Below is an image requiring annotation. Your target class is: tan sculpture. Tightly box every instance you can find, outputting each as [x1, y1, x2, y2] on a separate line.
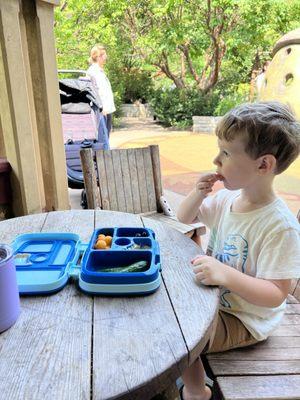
[260, 28, 300, 119]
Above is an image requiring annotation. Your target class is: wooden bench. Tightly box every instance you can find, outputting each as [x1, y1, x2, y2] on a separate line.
[204, 280, 300, 400]
[203, 207, 300, 400]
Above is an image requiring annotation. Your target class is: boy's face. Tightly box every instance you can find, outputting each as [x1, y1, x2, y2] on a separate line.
[213, 137, 261, 190]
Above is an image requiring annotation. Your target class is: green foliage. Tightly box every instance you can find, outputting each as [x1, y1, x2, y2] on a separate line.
[54, 0, 300, 125]
[120, 69, 154, 104]
[150, 88, 219, 127]
[213, 83, 250, 116]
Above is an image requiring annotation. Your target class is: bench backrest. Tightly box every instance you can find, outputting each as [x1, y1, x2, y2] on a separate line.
[80, 145, 163, 213]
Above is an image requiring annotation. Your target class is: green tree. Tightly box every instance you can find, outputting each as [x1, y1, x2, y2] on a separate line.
[54, 0, 300, 99]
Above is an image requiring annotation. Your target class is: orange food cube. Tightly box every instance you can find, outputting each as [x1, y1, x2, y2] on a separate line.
[95, 239, 107, 249]
[104, 236, 112, 245]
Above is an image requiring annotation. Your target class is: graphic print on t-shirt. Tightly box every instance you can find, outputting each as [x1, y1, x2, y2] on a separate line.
[216, 234, 248, 272]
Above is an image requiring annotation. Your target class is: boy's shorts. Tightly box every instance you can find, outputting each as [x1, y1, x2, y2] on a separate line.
[204, 310, 260, 354]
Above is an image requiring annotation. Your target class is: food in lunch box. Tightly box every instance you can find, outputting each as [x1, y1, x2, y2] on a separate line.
[104, 236, 112, 245]
[95, 234, 113, 249]
[95, 239, 107, 249]
[101, 260, 148, 273]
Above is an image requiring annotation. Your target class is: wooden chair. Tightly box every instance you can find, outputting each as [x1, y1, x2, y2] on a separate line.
[80, 145, 205, 238]
[203, 209, 300, 400]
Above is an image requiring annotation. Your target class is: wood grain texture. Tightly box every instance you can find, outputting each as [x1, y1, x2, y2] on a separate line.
[96, 149, 109, 209]
[205, 293, 300, 399]
[80, 149, 101, 209]
[127, 148, 142, 213]
[103, 150, 118, 211]
[112, 150, 127, 212]
[135, 148, 149, 213]
[149, 145, 163, 212]
[209, 360, 300, 376]
[142, 217, 219, 364]
[217, 375, 300, 400]
[142, 147, 157, 212]
[119, 150, 134, 213]
[0, 211, 94, 400]
[92, 211, 200, 399]
[0, 211, 218, 400]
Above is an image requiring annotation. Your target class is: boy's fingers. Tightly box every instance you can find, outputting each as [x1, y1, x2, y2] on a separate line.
[191, 255, 205, 265]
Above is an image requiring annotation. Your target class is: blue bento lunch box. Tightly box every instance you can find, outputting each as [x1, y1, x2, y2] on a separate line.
[12, 227, 161, 296]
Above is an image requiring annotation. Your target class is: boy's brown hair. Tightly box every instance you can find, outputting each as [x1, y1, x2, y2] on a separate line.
[216, 101, 300, 174]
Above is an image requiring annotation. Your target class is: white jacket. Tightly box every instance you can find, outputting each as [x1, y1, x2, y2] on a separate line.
[86, 63, 116, 114]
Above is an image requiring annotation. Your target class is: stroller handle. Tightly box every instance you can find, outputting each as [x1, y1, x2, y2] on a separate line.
[58, 69, 87, 76]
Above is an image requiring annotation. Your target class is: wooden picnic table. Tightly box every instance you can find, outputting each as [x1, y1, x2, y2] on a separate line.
[0, 210, 219, 400]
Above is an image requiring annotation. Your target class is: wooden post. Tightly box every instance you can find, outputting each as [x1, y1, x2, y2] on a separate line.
[0, 0, 69, 216]
[149, 145, 163, 213]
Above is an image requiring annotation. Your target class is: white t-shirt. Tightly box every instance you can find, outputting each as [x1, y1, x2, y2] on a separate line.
[197, 189, 300, 340]
[86, 63, 116, 114]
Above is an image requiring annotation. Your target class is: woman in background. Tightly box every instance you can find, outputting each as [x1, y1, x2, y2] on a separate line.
[86, 44, 116, 136]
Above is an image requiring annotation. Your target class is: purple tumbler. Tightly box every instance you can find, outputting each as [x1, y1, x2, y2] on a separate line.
[0, 244, 20, 333]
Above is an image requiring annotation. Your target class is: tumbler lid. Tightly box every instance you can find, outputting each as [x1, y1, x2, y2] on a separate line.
[0, 244, 13, 265]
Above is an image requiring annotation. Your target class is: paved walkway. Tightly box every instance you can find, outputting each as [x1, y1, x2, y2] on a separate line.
[110, 118, 300, 216]
[67, 117, 300, 216]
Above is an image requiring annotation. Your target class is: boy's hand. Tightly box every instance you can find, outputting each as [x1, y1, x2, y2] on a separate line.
[191, 255, 230, 286]
[195, 173, 223, 198]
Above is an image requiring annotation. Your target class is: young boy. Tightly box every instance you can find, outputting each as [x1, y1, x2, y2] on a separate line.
[177, 101, 300, 400]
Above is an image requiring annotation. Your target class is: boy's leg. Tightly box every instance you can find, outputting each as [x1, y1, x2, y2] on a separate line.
[181, 311, 260, 399]
[181, 359, 211, 400]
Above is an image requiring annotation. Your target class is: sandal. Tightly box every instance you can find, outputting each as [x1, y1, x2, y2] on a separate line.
[178, 383, 213, 400]
[179, 385, 184, 400]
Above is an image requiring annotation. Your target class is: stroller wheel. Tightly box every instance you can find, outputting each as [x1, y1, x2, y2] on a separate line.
[81, 189, 88, 209]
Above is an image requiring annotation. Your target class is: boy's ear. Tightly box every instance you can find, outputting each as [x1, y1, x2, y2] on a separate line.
[257, 154, 277, 174]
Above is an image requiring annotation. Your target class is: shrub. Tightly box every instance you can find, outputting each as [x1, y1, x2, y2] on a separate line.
[150, 88, 219, 127]
[214, 83, 250, 116]
[122, 69, 154, 104]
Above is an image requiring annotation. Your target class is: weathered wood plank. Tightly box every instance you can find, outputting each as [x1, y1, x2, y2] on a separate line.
[92, 211, 189, 399]
[208, 347, 300, 361]
[112, 150, 127, 212]
[217, 375, 300, 400]
[128, 148, 142, 213]
[119, 150, 134, 213]
[209, 360, 300, 376]
[286, 303, 300, 314]
[282, 314, 300, 324]
[142, 147, 157, 212]
[142, 217, 219, 365]
[0, 211, 94, 400]
[135, 148, 149, 213]
[149, 145, 163, 212]
[287, 294, 299, 304]
[80, 148, 101, 208]
[96, 149, 110, 209]
[0, 213, 47, 243]
[271, 324, 300, 336]
[103, 150, 118, 210]
[148, 213, 205, 236]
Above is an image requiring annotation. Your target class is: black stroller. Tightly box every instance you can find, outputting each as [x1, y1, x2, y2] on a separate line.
[59, 70, 109, 208]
